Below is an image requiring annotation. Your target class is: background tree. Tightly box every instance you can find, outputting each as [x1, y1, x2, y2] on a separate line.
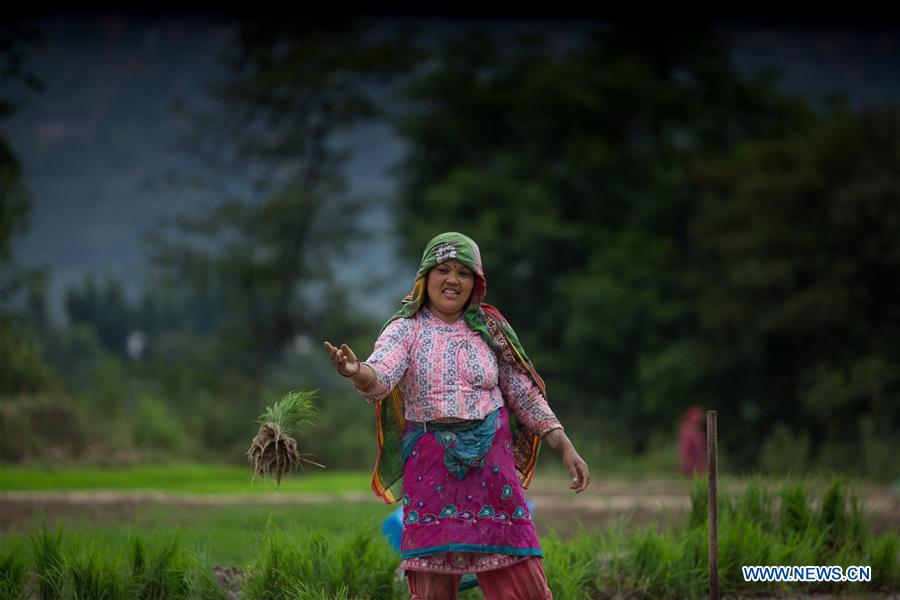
[392, 24, 817, 464]
[690, 107, 900, 478]
[144, 17, 418, 375]
[0, 20, 52, 395]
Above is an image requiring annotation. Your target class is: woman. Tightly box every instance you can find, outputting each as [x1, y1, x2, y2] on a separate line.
[324, 232, 589, 600]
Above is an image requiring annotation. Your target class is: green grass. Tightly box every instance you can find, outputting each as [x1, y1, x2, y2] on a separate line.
[29, 522, 66, 600]
[0, 464, 371, 494]
[3, 474, 897, 597]
[242, 525, 398, 599]
[67, 541, 129, 599]
[5, 520, 402, 600]
[0, 537, 29, 600]
[542, 476, 899, 598]
[5, 484, 896, 600]
[6, 504, 397, 567]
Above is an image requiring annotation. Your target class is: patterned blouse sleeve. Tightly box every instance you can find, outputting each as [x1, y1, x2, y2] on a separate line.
[357, 317, 415, 403]
[497, 359, 564, 438]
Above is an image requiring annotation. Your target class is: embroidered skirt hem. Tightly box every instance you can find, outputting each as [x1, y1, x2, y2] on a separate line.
[400, 552, 531, 575]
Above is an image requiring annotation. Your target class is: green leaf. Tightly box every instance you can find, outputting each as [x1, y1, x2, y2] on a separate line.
[258, 389, 320, 438]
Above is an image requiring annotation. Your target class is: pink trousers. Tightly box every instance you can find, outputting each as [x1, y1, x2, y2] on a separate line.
[406, 556, 553, 600]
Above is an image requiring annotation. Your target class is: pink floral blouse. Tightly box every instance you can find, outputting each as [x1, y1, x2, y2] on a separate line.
[358, 307, 562, 437]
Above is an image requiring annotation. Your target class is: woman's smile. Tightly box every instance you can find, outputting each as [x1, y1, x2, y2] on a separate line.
[426, 259, 474, 322]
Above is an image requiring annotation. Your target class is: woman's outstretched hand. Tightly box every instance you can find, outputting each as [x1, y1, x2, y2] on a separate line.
[323, 341, 360, 377]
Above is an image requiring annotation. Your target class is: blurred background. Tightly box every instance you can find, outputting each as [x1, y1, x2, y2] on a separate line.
[2, 14, 899, 482]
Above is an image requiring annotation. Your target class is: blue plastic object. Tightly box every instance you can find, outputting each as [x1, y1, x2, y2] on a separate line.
[381, 507, 403, 553]
[382, 499, 535, 592]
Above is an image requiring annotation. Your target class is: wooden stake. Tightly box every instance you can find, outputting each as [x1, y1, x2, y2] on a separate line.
[707, 410, 719, 600]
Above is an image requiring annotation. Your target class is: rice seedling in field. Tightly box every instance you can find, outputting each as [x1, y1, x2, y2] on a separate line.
[246, 389, 325, 486]
[868, 532, 899, 591]
[128, 533, 191, 599]
[242, 524, 398, 599]
[29, 522, 66, 600]
[0, 540, 28, 600]
[541, 530, 602, 600]
[283, 581, 361, 599]
[68, 540, 127, 600]
[4, 477, 897, 598]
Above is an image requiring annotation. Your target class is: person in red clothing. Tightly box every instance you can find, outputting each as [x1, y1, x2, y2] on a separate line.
[678, 406, 706, 477]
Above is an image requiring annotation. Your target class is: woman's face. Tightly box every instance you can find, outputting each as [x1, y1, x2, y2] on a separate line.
[426, 259, 475, 321]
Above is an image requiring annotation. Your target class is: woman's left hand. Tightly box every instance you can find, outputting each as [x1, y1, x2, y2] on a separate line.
[563, 447, 590, 493]
[542, 428, 590, 493]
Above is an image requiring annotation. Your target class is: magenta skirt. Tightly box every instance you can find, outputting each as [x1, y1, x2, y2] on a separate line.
[399, 405, 543, 560]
